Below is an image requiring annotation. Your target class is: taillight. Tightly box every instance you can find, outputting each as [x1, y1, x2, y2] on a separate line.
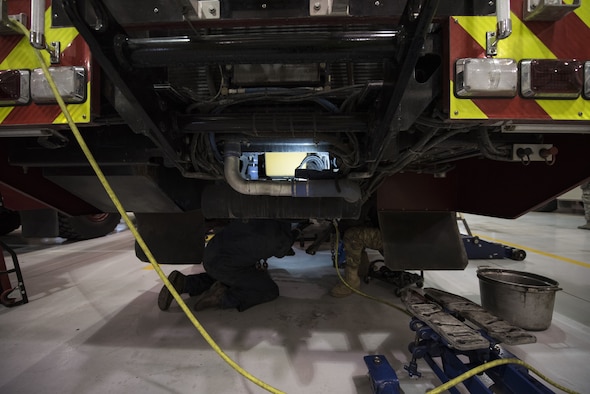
[0, 70, 30, 106]
[30, 66, 86, 104]
[455, 58, 518, 97]
[520, 59, 583, 99]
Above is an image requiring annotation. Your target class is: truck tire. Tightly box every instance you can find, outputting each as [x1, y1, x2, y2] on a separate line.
[0, 208, 21, 236]
[58, 213, 121, 240]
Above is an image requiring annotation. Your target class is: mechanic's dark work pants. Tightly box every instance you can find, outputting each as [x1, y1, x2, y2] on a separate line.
[184, 272, 216, 297]
[197, 236, 279, 312]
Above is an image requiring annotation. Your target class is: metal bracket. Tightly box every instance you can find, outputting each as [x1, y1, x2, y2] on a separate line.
[310, 0, 332, 16]
[0, 0, 27, 36]
[49, 41, 60, 64]
[486, 31, 498, 56]
[191, 0, 220, 19]
[524, 0, 580, 21]
[486, 0, 512, 57]
[310, 0, 349, 16]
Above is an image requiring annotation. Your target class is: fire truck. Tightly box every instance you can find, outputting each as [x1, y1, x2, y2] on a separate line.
[1, 0, 589, 268]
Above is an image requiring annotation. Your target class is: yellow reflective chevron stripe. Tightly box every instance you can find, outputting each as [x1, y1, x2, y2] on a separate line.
[455, 14, 556, 61]
[449, 81, 488, 120]
[540, 97, 590, 120]
[574, 2, 590, 29]
[0, 108, 11, 124]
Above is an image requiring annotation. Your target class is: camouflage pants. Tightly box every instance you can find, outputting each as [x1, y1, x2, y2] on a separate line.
[343, 226, 383, 270]
[582, 181, 590, 222]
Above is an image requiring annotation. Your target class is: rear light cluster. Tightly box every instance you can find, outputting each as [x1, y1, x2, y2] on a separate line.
[0, 66, 86, 106]
[455, 58, 589, 100]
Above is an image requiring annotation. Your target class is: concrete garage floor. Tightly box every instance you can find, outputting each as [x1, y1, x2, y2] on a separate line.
[0, 212, 588, 394]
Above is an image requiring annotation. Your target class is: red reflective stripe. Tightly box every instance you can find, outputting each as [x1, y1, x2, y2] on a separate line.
[526, 15, 590, 59]
[471, 98, 552, 120]
[2, 104, 61, 125]
[510, 0, 590, 59]
[0, 36, 21, 65]
[60, 35, 90, 67]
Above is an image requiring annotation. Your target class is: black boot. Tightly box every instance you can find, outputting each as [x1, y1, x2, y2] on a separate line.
[158, 270, 186, 311]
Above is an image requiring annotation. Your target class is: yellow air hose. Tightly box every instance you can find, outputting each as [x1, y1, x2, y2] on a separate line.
[426, 358, 579, 394]
[11, 19, 284, 394]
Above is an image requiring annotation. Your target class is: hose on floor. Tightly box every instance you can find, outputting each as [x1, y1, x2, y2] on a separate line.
[332, 221, 579, 394]
[11, 19, 284, 394]
[427, 358, 579, 394]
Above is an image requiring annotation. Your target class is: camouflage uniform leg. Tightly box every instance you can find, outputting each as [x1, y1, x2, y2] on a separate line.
[579, 181, 590, 230]
[331, 226, 383, 297]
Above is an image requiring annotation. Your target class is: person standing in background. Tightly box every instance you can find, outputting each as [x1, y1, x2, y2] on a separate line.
[579, 181, 590, 230]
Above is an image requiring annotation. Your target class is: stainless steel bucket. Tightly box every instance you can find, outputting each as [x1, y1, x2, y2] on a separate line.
[477, 268, 561, 331]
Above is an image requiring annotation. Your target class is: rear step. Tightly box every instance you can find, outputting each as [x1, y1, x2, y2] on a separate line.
[402, 289, 490, 351]
[424, 288, 537, 346]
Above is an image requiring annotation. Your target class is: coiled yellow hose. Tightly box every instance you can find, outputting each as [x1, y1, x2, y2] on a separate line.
[11, 19, 284, 394]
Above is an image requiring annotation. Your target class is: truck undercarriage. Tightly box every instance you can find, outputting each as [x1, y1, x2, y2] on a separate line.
[1, 0, 589, 266]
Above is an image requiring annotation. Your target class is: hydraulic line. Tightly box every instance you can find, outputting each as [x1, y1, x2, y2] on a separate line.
[11, 19, 284, 394]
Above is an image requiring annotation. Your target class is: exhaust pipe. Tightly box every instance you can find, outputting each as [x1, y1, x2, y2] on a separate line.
[223, 141, 361, 203]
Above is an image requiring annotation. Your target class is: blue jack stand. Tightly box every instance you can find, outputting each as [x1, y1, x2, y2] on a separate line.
[462, 235, 527, 261]
[405, 318, 554, 394]
[457, 214, 526, 261]
[364, 355, 401, 394]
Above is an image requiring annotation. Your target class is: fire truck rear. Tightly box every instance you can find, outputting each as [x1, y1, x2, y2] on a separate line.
[1, 0, 589, 268]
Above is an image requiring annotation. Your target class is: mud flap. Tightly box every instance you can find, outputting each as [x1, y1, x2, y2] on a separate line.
[378, 211, 467, 270]
[134, 211, 205, 264]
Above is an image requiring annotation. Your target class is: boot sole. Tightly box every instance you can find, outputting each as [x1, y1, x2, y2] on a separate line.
[158, 271, 183, 311]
